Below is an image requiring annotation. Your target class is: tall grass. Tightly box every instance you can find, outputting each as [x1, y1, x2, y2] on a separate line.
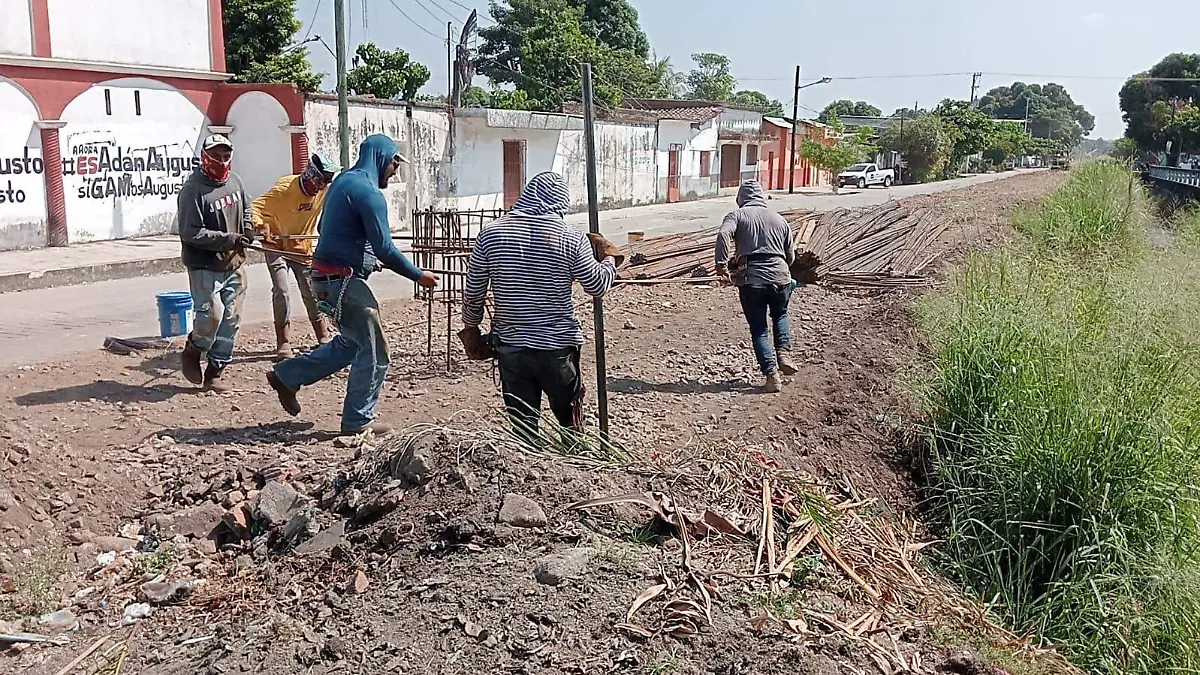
[916, 161, 1200, 673]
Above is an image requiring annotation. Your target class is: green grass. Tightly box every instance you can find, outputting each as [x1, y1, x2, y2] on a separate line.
[914, 161, 1200, 674]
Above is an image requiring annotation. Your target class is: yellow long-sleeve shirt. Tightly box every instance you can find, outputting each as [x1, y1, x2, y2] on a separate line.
[250, 175, 326, 256]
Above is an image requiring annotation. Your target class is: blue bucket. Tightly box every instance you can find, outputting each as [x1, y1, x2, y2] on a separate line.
[156, 291, 194, 338]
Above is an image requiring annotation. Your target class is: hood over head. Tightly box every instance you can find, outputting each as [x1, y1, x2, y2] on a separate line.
[511, 171, 571, 217]
[352, 134, 401, 189]
[736, 180, 768, 208]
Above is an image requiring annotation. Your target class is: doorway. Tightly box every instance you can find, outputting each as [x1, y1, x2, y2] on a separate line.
[666, 144, 681, 203]
[719, 144, 741, 188]
[502, 140, 526, 209]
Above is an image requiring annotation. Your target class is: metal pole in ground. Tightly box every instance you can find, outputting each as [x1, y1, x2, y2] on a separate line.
[788, 65, 800, 194]
[580, 63, 610, 441]
[334, 0, 350, 168]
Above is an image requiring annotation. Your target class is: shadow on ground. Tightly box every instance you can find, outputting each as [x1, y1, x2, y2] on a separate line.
[14, 379, 195, 406]
[151, 420, 339, 446]
[609, 376, 755, 395]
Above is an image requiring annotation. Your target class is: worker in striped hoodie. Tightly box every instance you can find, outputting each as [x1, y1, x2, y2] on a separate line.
[460, 171, 622, 440]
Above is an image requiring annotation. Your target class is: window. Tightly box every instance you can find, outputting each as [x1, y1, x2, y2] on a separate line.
[104, 89, 112, 116]
[134, 90, 142, 116]
[699, 151, 711, 177]
[746, 144, 758, 165]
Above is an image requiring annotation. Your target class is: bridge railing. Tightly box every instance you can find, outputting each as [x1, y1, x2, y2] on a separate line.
[1148, 165, 1200, 187]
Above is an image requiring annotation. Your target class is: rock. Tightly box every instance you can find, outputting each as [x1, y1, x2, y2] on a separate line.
[351, 570, 369, 594]
[0, 489, 16, 511]
[254, 482, 301, 526]
[139, 579, 194, 604]
[196, 539, 218, 556]
[224, 490, 245, 507]
[623, 320, 637, 330]
[498, 494, 548, 529]
[149, 502, 225, 540]
[282, 509, 319, 543]
[222, 505, 252, 540]
[355, 489, 403, 525]
[122, 602, 153, 625]
[68, 530, 94, 545]
[36, 608, 77, 632]
[295, 520, 347, 556]
[533, 548, 594, 586]
[388, 434, 439, 485]
[92, 535, 138, 552]
[939, 648, 990, 675]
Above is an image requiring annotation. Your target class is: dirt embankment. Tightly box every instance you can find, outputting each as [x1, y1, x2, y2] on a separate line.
[0, 172, 1066, 675]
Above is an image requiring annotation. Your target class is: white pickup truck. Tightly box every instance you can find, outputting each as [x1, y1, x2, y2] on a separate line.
[838, 163, 894, 189]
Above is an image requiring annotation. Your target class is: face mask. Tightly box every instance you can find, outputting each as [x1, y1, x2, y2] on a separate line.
[201, 150, 232, 183]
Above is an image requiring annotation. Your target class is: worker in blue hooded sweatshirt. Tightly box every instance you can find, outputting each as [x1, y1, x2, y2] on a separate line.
[267, 134, 438, 436]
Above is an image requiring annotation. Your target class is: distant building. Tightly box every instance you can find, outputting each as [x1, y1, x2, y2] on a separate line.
[0, 0, 302, 250]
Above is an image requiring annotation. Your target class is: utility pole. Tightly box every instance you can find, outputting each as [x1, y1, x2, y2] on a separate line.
[969, 72, 982, 106]
[580, 63, 610, 441]
[446, 22, 453, 100]
[788, 65, 800, 194]
[334, 0, 350, 167]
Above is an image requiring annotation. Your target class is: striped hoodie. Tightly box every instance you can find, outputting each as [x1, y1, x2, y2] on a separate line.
[462, 172, 616, 350]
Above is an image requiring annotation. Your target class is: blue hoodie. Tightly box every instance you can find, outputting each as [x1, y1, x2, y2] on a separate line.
[312, 134, 422, 280]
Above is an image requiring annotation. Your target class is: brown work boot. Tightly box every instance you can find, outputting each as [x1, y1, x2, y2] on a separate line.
[266, 370, 301, 416]
[203, 363, 233, 394]
[340, 421, 394, 437]
[763, 372, 783, 393]
[273, 322, 293, 362]
[311, 317, 333, 345]
[181, 337, 204, 385]
[777, 350, 798, 376]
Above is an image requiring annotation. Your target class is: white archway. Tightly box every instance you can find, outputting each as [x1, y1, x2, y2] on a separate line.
[60, 77, 208, 242]
[0, 79, 48, 249]
[227, 91, 292, 199]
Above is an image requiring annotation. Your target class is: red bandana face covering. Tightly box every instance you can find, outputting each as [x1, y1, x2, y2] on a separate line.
[201, 150, 232, 183]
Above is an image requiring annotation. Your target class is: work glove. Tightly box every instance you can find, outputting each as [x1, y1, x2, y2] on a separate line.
[586, 232, 625, 267]
[457, 326, 496, 361]
[238, 231, 257, 249]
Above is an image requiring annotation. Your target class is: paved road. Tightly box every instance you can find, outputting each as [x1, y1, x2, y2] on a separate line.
[0, 171, 1037, 366]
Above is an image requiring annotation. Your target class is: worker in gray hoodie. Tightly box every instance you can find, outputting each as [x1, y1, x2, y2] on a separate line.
[177, 134, 255, 393]
[714, 179, 797, 393]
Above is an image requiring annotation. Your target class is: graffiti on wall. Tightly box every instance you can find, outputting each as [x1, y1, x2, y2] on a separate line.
[0, 148, 44, 206]
[64, 134, 199, 201]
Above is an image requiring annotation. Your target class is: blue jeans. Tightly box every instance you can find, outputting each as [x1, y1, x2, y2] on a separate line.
[188, 267, 247, 368]
[738, 284, 793, 375]
[274, 277, 389, 431]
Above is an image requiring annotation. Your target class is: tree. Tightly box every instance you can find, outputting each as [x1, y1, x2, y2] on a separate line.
[977, 81, 1094, 151]
[684, 52, 736, 101]
[730, 90, 784, 116]
[1120, 54, 1200, 163]
[461, 85, 491, 108]
[933, 99, 999, 178]
[567, 0, 649, 59]
[819, 100, 882, 123]
[647, 56, 686, 98]
[347, 43, 431, 100]
[892, 107, 925, 119]
[223, 0, 320, 92]
[1112, 137, 1138, 162]
[982, 122, 1032, 169]
[477, 0, 661, 110]
[802, 115, 874, 194]
[878, 115, 952, 183]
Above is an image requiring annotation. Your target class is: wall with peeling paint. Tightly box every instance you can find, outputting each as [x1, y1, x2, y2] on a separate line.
[303, 96, 449, 231]
[452, 112, 657, 213]
[657, 119, 719, 203]
[0, 80, 47, 250]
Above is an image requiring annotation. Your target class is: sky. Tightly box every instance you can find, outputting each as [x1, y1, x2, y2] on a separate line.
[295, 0, 1200, 139]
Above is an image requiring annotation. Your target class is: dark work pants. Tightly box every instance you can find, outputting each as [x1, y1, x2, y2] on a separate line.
[738, 283, 793, 375]
[497, 346, 582, 438]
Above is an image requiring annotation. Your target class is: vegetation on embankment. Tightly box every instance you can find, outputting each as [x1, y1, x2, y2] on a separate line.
[914, 160, 1200, 674]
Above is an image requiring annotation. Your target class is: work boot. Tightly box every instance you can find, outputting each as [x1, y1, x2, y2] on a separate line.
[181, 337, 204, 385]
[266, 370, 301, 416]
[777, 350, 798, 376]
[763, 372, 783, 393]
[203, 363, 233, 394]
[340, 421, 394, 437]
[274, 322, 293, 362]
[311, 317, 333, 345]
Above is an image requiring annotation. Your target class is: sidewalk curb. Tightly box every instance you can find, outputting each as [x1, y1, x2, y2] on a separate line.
[0, 251, 268, 295]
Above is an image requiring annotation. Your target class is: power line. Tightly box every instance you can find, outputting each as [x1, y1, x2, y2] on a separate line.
[303, 0, 324, 40]
[380, 0, 445, 40]
[440, 0, 496, 23]
[410, 0, 451, 28]
[423, 0, 469, 27]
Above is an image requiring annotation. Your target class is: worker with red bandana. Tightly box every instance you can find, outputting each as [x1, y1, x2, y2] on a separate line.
[177, 134, 254, 393]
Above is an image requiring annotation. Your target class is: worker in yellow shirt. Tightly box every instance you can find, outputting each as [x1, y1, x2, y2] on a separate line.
[250, 153, 341, 361]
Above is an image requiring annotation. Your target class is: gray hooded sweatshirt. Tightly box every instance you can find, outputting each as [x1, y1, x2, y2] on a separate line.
[714, 180, 795, 286]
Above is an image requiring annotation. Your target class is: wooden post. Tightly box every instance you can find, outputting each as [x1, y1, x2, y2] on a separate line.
[581, 63, 610, 441]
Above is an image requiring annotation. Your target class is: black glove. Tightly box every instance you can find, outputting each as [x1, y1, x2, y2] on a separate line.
[238, 232, 257, 249]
